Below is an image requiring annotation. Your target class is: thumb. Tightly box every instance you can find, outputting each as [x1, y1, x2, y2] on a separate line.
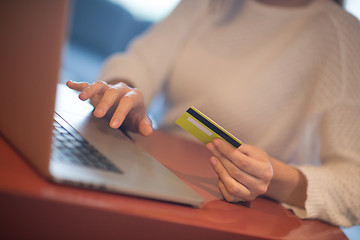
[139, 116, 153, 136]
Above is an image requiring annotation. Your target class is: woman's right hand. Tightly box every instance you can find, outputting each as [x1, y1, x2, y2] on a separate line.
[66, 80, 153, 136]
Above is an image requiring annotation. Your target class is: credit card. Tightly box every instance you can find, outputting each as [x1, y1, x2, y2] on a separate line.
[176, 106, 242, 148]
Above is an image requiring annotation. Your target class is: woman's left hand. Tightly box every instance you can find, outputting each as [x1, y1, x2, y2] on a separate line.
[206, 139, 273, 202]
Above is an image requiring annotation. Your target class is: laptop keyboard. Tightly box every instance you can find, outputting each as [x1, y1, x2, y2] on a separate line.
[51, 120, 122, 174]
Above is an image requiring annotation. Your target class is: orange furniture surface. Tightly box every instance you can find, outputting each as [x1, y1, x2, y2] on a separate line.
[0, 132, 347, 240]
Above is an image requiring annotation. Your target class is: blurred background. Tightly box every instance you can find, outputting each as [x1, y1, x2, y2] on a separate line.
[60, 0, 180, 84]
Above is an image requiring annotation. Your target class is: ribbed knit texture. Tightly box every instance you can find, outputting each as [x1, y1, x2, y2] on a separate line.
[99, 0, 360, 227]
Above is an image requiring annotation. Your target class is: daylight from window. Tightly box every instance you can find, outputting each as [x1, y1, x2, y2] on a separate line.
[109, 0, 180, 22]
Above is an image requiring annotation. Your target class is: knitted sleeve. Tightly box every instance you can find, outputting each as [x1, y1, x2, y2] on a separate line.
[98, 0, 208, 105]
[295, 9, 360, 227]
[297, 106, 360, 227]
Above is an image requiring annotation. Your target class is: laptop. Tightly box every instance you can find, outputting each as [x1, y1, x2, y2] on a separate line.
[0, 0, 203, 207]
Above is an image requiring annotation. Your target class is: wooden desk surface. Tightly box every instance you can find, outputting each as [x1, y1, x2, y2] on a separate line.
[0, 132, 347, 240]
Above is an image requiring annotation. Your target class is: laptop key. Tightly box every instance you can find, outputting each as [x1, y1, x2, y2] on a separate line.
[51, 120, 122, 174]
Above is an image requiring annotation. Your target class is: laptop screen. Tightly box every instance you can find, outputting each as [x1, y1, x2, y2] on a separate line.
[0, 1, 69, 175]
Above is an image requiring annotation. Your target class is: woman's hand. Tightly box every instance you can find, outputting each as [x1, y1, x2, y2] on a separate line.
[206, 139, 273, 202]
[66, 80, 152, 136]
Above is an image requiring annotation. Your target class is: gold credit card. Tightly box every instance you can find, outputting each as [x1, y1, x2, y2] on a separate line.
[176, 106, 242, 148]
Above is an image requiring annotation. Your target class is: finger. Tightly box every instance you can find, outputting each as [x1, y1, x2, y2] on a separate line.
[79, 81, 109, 101]
[218, 179, 245, 202]
[93, 88, 126, 118]
[212, 139, 264, 177]
[210, 156, 251, 201]
[208, 149, 261, 195]
[237, 144, 273, 182]
[66, 80, 89, 92]
[207, 141, 256, 178]
[110, 90, 141, 129]
[123, 110, 152, 135]
[138, 116, 153, 136]
[89, 94, 102, 108]
[238, 144, 266, 160]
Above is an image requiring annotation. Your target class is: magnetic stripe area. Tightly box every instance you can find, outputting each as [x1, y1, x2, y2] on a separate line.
[186, 108, 241, 148]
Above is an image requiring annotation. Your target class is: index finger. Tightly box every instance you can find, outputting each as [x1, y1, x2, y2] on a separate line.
[66, 80, 89, 92]
[211, 139, 264, 177]
[110, 89, 142, 128]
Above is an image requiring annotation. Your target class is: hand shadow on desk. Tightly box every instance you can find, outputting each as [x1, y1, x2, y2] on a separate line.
[168, 167, 250, 208]
[168, 167, 221, 198]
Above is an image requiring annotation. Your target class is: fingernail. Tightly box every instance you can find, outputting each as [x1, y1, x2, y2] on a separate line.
[143, 126, 153, 136]
[79, 92, 88, 100]
[145, 119, 151, 126]
[111, 119, 120, 128]
[95, 108, 104, 116]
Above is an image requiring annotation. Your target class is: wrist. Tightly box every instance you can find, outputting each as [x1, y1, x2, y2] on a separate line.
[266, 158, 307, 208]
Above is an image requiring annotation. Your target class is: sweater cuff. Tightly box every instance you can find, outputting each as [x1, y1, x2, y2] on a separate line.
[279, 165, 326, 222]
[296, 165, 326, 219]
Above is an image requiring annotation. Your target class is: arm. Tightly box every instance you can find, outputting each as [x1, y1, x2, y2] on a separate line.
[98, 0, 208, 105]
[207, 2, 360, 227]
[67, 1, 208, 133]
[207, 99, 360, 228]
[266, 158, 307, 208]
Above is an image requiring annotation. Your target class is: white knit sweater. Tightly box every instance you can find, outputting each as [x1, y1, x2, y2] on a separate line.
[99, 0, 360, 227]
